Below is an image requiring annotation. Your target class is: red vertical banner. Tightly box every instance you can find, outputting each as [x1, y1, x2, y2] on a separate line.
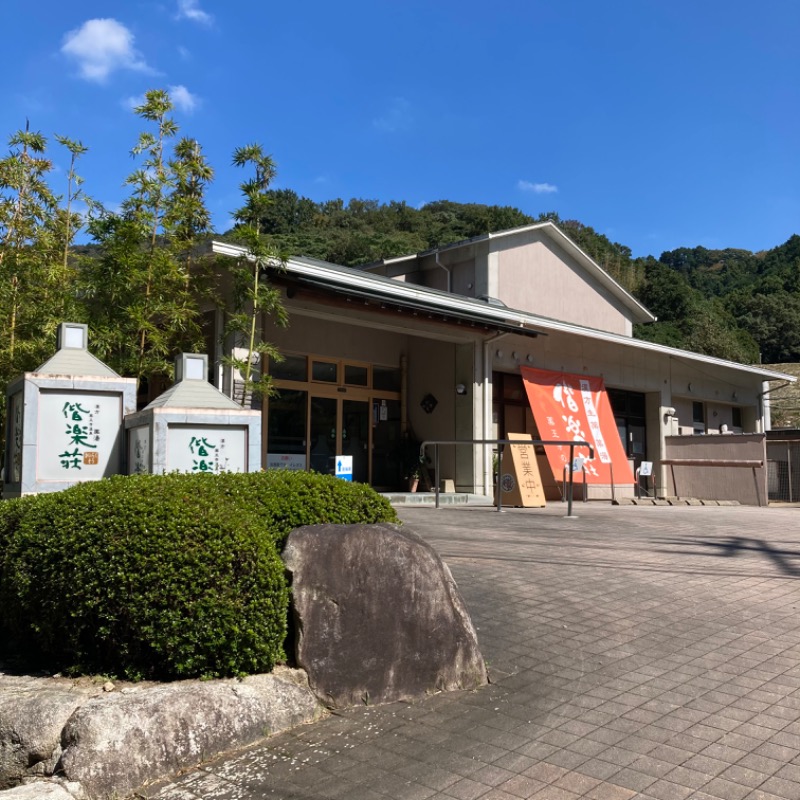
[520, 366, 634, 485]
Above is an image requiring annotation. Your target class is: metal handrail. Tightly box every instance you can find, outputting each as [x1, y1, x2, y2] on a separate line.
[420, 438, 594, 517]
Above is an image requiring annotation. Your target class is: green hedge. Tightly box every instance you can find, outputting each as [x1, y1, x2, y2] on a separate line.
[211, 469, 398, 549]
[0, 471, 397, 680]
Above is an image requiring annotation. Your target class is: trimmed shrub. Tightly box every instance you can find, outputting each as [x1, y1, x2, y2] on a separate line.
[212, 469, 398, 549]
[0, 471, 398, 680]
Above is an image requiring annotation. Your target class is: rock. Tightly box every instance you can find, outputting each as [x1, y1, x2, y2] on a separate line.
[283, 523, 488, 708]
[101, 682, 114, 693]
[0, 683, 93, 789]
[57, 667, 324, 799]
[0, 779, 86, 799]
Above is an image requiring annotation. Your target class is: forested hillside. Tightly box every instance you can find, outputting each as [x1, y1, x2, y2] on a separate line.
[226, 190, 800, 366]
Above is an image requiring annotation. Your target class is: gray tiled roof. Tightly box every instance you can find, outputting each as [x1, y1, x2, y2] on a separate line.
[35, 349, 120, 378]
[145, 380, 243, 410]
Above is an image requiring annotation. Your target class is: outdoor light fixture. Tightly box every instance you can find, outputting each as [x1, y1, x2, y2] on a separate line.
[495, 349, 504, 359]
[455, 384, 467, 396]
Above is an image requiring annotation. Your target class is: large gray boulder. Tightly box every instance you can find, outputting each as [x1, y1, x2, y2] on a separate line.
[0, 679, 97, 789]
[56, 667, 324, 799]
[283, 523, 488, 708]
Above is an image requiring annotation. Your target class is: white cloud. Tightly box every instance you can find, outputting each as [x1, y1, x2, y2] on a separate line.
[373, 98, 413, 133]
[518, 180, 558, 194]
[176, 0, 213, 25]
[177, 45, 192, 60]
[122, 94, 145, 111]
[61, 18, 150, 83]
[169, 85, 199, 113]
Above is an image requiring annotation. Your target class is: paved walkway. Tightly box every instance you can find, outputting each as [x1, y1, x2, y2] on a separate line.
[143, 503, 800, 800]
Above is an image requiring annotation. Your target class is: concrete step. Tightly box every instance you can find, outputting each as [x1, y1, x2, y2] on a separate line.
[614, 497, 741, 507]
[382, 492, 495, 506]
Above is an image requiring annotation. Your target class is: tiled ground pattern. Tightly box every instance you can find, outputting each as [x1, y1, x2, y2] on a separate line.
[143, 504, 800, 800]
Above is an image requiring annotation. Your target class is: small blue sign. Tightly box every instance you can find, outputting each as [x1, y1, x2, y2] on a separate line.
[335, 455, 353, 481]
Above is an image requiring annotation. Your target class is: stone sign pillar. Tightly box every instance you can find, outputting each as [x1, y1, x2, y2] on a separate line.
[2, 323, 137, 499]
[124, 353, 261, 475]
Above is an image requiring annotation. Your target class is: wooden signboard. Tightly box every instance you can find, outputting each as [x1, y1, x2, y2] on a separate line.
[500, 433, 546, 508]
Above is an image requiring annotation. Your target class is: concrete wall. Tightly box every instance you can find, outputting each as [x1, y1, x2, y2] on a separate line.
[493, 233, 633, 336]
[407, 337, 458, 484]
[264, 313, 404, 365]
[664, 434, 767, 506]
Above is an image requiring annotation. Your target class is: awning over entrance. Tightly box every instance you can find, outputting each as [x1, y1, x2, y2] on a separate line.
[520, 366, 635, 485]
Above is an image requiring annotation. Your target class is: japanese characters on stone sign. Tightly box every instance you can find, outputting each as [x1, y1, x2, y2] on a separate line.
[520, 366, 634, 485]
[188, 434, 220, 473]
[167, 426, 247, 474]
[38, 392, 122, 481]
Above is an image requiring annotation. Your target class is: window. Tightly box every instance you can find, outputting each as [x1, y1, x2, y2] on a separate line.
[692, 402, 704, 424]
[732, 406, 742, 429]
[344, 364, 368, 386]
[311, 360, 338, 383]
[373, 366, 401, 392]
[270, 354, 307, 382]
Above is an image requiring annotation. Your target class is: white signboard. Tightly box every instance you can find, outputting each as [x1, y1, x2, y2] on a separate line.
[168, 426, 247, 473]
[129, 426, 151, 474]
[267, 453, 307, 471]
[639, 461, 653, 477]
[335, 455, 353, 481]
[38, 392, 121, 481]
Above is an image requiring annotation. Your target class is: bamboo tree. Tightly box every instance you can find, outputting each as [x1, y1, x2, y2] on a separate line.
[0, 127, 88, 461]
[0, 125, 58, 365]
[80, 89, 212, 392]
[223, 144, 288, 406]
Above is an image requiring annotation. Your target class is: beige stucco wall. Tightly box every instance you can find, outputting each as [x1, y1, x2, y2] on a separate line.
[493, 234, 634, 335]
[264, 313, 405, 365]
[407, 337, 458, 483]
[664, 434, 767, 506]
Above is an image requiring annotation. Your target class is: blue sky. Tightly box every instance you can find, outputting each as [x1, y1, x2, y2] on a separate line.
[4, 0, 800, 258]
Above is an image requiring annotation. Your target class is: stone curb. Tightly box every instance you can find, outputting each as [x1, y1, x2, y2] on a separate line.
[0, 667, 326, 800]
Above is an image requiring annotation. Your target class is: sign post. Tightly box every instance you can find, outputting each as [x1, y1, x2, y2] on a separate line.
[335, 455, 353, 482]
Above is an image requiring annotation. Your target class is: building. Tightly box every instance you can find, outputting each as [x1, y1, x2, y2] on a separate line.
[206, 222, 794, 501]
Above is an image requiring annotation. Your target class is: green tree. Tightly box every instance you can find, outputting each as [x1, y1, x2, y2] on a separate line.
[79, 90, 212, 394]
[0, 127, 89, 381]
[222, 144, 288, 406]
[733, 291, 800, 362]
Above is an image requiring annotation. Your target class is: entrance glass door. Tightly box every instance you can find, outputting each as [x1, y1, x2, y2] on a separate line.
[309, 396, 370, 481]
[309, 396, 337, 474]
[342, 400, 369, 483]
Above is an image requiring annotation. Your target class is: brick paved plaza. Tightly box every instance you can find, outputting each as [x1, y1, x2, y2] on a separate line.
[145, 503, 800, 800]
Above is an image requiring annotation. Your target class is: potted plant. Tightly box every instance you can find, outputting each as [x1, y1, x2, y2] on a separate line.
[402, 438, 423, 492]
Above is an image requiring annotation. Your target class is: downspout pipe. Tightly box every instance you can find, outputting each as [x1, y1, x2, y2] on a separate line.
[434, 250, 452, 293]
